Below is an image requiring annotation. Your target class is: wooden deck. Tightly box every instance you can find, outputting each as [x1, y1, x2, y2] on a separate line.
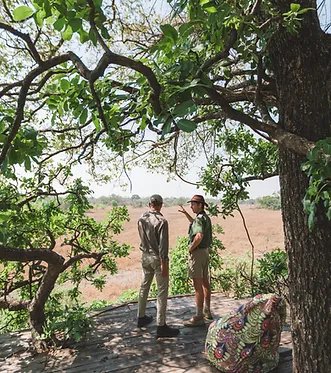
[0, 293, 292, 372]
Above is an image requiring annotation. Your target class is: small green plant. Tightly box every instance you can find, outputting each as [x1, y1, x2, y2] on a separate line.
[37, 291, 94, 344]
[90, 299, 111, 309]
[116, 289, 139, 303]
[213, 255, 253, 299]
[0, 309, 29, 333]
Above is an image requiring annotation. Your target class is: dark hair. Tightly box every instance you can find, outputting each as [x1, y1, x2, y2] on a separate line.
[149, 194, 163, 206]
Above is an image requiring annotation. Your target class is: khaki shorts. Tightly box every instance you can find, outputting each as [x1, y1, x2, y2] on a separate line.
[188, 248, 210, 279]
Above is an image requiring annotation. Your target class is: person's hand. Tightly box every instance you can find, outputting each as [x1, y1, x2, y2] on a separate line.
[178, 204, 187, 214]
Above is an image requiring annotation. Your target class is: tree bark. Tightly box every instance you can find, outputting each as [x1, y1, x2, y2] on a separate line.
[269, 7, 331, 372]
[0, 245, 64, 340]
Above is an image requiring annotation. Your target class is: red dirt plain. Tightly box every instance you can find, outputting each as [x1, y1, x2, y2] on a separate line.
[61, 205, 284, 304]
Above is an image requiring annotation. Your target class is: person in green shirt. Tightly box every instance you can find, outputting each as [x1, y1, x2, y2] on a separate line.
[179, 194, 213, 326]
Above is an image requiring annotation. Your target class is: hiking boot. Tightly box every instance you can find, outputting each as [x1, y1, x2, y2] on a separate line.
[156, 324, 180, 338]
[137, 315, 153, 327]
[183, 315, 205, 327]
[203, 309, 213, 320]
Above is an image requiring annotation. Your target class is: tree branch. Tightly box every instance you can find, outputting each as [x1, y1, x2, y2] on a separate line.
[0, 22, 42, 65]
[0, 246, 64, 266]
[206, 88, 315, 155]
[0, 298, 30, 311]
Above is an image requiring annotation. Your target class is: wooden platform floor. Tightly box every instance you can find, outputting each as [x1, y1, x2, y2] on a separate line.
[0, 293, 292, 372]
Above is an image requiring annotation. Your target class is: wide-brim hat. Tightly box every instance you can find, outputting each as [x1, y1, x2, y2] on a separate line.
[187, 195, 208, 207]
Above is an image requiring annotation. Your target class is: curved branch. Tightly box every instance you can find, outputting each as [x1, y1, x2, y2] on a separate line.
[0, 245, 64, 266]
[200, 29, 238, 72]
[0, 53, 74, 167]
[206, 88, 315, 155]
[243, 172, 279, 182]
[40, 130, 96, 163]
[18, 191, 74, 208]
[62, 252, 103, 272]
[0, 22, 42, 65]
[86, 0, 161, 114]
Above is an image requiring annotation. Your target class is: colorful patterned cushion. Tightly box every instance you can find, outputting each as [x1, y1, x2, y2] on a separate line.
[205, 294, 286, 373]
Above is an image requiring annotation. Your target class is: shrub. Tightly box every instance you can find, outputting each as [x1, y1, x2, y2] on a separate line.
[254, 248, 288, 296]
[213, 248, 288, 299]
[256, 193, 281, 210]
[169, 225, 225, 296]
[116, 289, 139, 303]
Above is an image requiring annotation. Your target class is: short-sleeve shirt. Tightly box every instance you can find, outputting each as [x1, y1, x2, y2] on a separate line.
[138, 211, 169, 259]
[189, 211, 212, 249]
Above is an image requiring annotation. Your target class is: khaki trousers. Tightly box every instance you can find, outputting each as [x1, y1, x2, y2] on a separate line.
[138, 252, 169, 326]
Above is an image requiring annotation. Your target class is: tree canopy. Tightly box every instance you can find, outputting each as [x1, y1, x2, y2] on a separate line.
[1, 0, 331, 371]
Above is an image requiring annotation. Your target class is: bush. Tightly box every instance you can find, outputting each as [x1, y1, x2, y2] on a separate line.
[256, 193, 281, 210]
[212, 248, 288, 299]
[254, 248, 288, 296]
[116, 289, 139, 303]
[169, 225, 225, 296]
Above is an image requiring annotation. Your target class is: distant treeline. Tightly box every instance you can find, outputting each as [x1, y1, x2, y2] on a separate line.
[88, 194, 212, 208]
[88, 193, 281, 210]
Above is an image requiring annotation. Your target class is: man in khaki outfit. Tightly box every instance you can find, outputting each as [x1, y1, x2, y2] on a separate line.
[179, 194, 213, 326]
[137, 194, 179, 338]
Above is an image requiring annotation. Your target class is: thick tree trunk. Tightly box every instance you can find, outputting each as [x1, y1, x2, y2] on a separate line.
[270, 7, 331, 372]
[29, 263, 63, 338]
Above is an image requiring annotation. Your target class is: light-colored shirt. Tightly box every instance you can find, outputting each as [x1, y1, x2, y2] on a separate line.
[138, 210, 169, 259]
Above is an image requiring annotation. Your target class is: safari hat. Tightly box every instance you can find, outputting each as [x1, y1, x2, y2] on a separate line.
[187, 195, 208, 207]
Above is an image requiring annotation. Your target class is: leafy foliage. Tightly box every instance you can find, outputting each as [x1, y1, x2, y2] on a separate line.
[169, 225, 225, 295]
[0, 179, 131, 342]
[212, 248, 288, 299]
[256, 193, 281, 210]
[302, 138, 331, 230]
[253, 248, 288, 296]
[0, 2, 329, 366]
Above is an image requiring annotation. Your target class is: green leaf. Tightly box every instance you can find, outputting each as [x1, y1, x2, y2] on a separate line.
[177, 119, 197, 133]
[290, 3, 301, 12]
[80, 108, 88, 124]
[54, 17, 65, 31]
[24, 156, 31, 171]
[69, 18, 82, 32]
[327, 207, 331, 220]
[79, 29, 90, 43]
[161, 119, 172, 138]
[13, 6, 34, 21]
[60, 79, 70, 91]
[62, 25, 73, 41]
[160, 24, 178, 42]
[179, 23, 194, 38]
[89, 28, 97, 46]
[172, 100, 196, 117]
[204, 6, 217, 13]
[308, 210, 315, 230]
[92, 115, 101, 132]
[34, 10, 44, 27]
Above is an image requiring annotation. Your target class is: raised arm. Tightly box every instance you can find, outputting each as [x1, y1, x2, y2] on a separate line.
[178, 204, 194, 223]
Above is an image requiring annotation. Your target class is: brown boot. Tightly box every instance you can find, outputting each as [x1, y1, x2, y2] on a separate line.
[183, 315, 205, 327]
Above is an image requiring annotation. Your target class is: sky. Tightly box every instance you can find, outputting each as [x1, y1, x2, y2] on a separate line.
[74, 163, 280, 199]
